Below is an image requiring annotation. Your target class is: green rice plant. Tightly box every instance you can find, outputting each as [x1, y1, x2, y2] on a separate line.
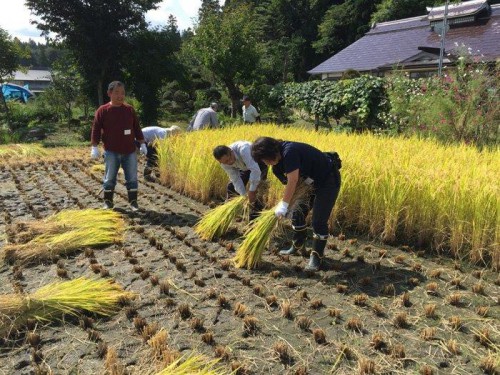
[1, 209, 125, 265]
[0, 277, 135, 337]
[155, 352, 232, 375]
[234, 183, 312, 269]
[194, 196, 247, 241]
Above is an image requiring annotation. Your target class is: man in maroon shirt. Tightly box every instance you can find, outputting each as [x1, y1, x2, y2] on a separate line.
[90, 81, 146, 210]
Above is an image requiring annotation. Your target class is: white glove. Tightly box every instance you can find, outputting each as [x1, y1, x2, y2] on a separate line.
[140, 143, 148, 156]
[90, 146, 100, 159]
[274, 201, 289, 218]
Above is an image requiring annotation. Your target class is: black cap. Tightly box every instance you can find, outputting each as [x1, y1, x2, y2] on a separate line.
[242, 95, 250, 101]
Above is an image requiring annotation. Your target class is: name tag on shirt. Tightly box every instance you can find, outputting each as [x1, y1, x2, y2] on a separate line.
[124, 129, 131, 135]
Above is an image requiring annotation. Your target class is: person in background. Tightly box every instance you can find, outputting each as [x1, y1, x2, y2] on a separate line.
[141, 125, 182, 181]
[251, 137, 341, 272]
[188, 103, 219, 131]
[242, 95, 260, 124]
[90, 81, 146, 211]
[213, 141, 268, 220]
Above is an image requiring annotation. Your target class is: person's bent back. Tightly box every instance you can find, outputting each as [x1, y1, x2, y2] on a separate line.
[189, 103, 219, 131]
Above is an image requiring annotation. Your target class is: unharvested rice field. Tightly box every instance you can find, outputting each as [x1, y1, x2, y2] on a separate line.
[0, 144, 498, 375]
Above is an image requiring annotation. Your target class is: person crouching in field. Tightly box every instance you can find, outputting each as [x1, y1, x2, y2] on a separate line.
[141, 125, 181, 181]
[251, 137, 341, 272]
[213, 141, 268, 220]
[90, 81, 147, 211]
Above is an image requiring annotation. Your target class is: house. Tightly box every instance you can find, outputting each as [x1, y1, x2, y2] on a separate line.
[308, 0, 500, 79]
[10, 69, 52, 93]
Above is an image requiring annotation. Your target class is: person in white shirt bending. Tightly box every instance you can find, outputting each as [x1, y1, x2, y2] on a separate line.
[213, 141, 268, 220]
[242, 95, 260, 124]
[141, 125, 181, 181]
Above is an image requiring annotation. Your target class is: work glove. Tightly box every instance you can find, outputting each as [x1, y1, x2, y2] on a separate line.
[140, 143, 148, 156]
[90, 146, 100, 159]
[274, 200, 289, 218]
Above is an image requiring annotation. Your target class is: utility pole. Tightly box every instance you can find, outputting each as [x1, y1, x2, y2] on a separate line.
[438, 0, 450, 77]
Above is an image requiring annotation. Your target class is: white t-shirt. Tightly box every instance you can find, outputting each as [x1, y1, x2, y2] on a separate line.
[141, 126, 168, 144]
[220, 141, 262, 195]
[242, 104, 259, 123]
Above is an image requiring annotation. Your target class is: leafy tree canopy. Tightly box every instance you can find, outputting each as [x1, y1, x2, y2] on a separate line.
[0, 28, 29, 81]
[184, 4, 260, 116]
[25, 0, 162, 105]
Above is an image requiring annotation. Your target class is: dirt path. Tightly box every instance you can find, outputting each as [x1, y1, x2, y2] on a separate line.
[0, 158, 498, 375]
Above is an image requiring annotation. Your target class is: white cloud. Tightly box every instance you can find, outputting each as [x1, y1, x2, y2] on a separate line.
[0, 0, 224, 43]
[0, 0, 45, 42]
[146, 0, 199, 30]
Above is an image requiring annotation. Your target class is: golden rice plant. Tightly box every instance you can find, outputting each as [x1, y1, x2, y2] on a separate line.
[0, 277, 135, 336]
[1, 209, 124, 265]
[0, 143, 49, 160]
[234, 183, 311, 269]
[194, 196, 247, 241]
[233, 209, 277, 269]
[155, 352, 232, 375]
[155, 124, 499, 269]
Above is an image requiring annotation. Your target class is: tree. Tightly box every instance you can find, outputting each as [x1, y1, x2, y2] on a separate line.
[26, 0, 161, 105]
[313, 0, 383, 56]
[198, 0, 222, 22]
[185, 4, 260, 117]
[0, 28, 29, 120]
[124, 16, 184, 125]
[44, 55, 86, 123]
[371, 0, 443, 23]
[0, 28, 28, 81]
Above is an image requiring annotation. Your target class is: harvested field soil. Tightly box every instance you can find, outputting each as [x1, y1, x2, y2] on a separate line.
[0, 156, 498, 375]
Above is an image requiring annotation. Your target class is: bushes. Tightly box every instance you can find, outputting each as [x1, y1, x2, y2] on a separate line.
[386, 53, 499, 148]
[282, 76, 389, 131]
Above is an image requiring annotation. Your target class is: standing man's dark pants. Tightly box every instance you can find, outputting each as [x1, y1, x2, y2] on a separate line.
[289, 167, 341, 270]
[144, 144, 158, 180]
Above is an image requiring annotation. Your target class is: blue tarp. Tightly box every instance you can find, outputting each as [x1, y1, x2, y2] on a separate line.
[1, 83, 34, 103]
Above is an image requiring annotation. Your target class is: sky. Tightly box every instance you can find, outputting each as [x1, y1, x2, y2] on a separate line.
[0, 0, 223, 44]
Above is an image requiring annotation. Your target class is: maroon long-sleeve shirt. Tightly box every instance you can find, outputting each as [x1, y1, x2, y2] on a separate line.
[91, 102, 144, 154]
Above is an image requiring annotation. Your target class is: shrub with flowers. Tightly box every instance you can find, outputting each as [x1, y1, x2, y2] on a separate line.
[386, 44, 499, 148]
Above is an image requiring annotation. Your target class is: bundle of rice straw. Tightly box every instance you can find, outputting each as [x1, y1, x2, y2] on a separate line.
[234, 183, 312, 269]
[155, 352, 231, 375]
[194, 196, 248, 241]
[0, 277, 135, 337]
[0, 144, 49, 160]
[1, 209, 124, 265]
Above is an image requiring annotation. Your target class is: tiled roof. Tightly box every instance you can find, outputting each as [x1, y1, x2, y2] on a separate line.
[308, 5, 500, 76]
[427, 0, 488, 21]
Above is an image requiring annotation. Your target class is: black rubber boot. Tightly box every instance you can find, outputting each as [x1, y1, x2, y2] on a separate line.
[304, 236, 327, 272]
[144, 167, 156, 182]
[280, 225, 307, 256]
[128, 190, 139, 211]
[103, 190, 114, 209]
